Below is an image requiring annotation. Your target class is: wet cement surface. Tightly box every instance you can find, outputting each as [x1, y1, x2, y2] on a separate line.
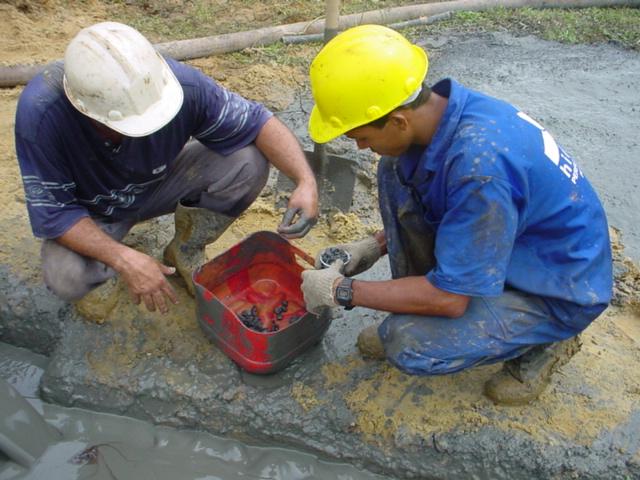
[0, 343, 388, 480]
[1, 32, 640, 479]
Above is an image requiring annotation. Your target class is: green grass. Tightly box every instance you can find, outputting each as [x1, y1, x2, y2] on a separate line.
[105, 2, 640, 52]
[426, 7, 640, 51]
[227, 42, 317, 68]
[105, 0, 413, 42]
[104, 0, 224, 42]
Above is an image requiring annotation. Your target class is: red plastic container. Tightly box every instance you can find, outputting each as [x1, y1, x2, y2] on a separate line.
[193, 231, 331, 374]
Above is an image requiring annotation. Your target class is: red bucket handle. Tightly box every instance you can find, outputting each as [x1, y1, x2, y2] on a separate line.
[288, 242, 315, 267]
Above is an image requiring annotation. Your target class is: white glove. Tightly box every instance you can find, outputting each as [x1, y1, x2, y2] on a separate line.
[301, 260, 344, 314]
[315, 236, 382, 276]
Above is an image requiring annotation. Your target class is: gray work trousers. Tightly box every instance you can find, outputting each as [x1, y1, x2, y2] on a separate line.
[42, 141, 269, 301]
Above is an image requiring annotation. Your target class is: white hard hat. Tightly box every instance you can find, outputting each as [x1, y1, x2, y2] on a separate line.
[63, 22, 183, 137]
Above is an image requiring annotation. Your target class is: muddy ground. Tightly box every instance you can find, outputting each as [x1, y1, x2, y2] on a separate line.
[1, 1, 640, 479]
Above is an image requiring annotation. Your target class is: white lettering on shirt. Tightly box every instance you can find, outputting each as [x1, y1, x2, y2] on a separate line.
[517, 111, 581, 184]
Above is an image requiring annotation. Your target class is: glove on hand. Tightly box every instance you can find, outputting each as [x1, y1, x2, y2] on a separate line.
[301, 260, 344, 314]
[315, 236, 382, 277]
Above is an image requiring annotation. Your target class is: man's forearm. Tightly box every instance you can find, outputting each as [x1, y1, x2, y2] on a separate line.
[56, 217, 132, 272]
[351, 275, 469, 318]
[255, 116, 316, 187]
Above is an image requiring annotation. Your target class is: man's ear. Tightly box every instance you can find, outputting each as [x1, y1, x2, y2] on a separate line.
[388, 111, 409, 130]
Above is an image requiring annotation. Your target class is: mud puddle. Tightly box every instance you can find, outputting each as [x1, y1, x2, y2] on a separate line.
[0, 342, 389, 480]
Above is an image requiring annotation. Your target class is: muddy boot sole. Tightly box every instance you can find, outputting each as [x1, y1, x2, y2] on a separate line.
[74, 277, 121, 324]
[356, 324, 386, 360]
[484, 336, 582, 406]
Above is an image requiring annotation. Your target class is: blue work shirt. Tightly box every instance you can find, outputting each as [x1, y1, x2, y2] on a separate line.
[15, 58, 272, 239]
[399, 79, 612, 310]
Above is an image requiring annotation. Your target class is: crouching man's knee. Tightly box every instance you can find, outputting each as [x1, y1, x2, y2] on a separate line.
[229, 148, 270, 214]
[380, 314, 473, 376]
[41, 240, 115, 301]
[199, 145, 270, 216]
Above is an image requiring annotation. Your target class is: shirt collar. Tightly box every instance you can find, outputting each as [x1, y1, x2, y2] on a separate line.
[398, 78, 468, 183]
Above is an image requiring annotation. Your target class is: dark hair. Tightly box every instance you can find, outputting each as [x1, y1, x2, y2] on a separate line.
[367, 81, 431, 129]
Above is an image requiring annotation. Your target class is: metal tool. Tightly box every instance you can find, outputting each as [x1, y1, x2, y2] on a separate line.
[278, 0, 358, 213]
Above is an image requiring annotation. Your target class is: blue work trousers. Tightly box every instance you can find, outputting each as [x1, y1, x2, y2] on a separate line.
[375, 156, 605, 376]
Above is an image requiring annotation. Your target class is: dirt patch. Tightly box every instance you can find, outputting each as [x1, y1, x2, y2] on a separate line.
[611, 227, 640, 308]
[190, 57, 306, 112]
[327, 305, 640, 447]
[0, 1, 109, 66]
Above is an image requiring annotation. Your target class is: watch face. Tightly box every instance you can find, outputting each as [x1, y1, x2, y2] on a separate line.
[336, 278, 353, 306]
[336, 287, 350, 302]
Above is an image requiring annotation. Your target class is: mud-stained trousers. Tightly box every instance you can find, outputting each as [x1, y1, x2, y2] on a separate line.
[375, 156, 606, 376]
[42, 140, 269, 301]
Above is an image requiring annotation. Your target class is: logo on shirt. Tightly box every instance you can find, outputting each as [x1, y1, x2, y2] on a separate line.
[517, 112, 583, 185]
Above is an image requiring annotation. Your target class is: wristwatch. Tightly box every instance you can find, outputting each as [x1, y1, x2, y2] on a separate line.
[335, 277, 354, 310]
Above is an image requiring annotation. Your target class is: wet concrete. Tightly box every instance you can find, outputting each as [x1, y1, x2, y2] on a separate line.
[1, 32, 640, 479]
[0, 263, 71, 356]
[0, 343, 388, 479]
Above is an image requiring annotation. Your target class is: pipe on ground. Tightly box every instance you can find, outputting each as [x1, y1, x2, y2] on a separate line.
[1, 0, 638, 88]
[282, 12, 453, 44]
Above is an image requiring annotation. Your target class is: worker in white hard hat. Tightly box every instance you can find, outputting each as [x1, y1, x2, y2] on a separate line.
[15, 21, 318, 318]
[300, 25, 613, 405]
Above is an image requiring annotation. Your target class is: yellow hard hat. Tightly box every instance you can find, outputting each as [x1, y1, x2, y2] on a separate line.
[308, 24, 428, 144]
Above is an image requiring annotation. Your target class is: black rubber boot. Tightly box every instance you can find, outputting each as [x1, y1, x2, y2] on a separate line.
[484, 335, 582, 406]
[164, 203, 234, 296]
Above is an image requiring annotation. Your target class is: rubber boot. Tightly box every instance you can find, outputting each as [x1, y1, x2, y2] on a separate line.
[74, 277, 121, 324]
[356, 324, 386, 360]
[164, 203, 234, 297]
[484, 335, 582, 406]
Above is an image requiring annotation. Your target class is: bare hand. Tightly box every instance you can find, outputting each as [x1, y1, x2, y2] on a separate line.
[278, 207, 317, 238]
[277, 182, 318, 239]
[116, 249, 179, 314]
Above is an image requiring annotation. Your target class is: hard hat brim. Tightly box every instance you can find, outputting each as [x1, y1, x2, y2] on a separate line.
[309, 105, 341, 144]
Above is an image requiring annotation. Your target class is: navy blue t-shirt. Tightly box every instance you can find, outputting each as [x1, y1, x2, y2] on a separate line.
[15, 58, 272, 239]
[399, 79, 612, 309]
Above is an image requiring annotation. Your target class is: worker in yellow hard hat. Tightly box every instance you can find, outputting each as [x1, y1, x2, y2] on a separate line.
[300, 25, 612, 405]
